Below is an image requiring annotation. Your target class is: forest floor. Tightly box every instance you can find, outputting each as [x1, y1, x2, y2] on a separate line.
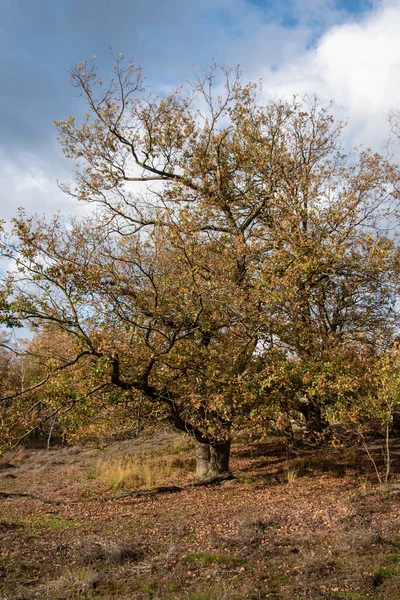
[1, 431, 400, 600]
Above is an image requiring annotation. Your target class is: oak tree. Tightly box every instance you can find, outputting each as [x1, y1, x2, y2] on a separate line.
[1, 56, 399, 474]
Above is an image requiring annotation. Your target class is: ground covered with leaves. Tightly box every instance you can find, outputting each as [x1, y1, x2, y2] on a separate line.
[1, 431, 400, 600]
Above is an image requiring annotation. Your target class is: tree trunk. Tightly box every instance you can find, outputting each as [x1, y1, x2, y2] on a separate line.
[195, 440, 231, 479]
[392, 411, 400, 435]
[299, 401, 327, 434]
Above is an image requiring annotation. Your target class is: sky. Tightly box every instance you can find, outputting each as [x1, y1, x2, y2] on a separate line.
[0, 0, 400, 223]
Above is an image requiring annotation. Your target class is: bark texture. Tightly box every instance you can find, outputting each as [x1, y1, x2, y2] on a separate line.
[195, 440, 231, 479]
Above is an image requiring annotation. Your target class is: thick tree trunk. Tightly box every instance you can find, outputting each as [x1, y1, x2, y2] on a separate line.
[299, 401, 327, 434]
[195, 440, 231, 479]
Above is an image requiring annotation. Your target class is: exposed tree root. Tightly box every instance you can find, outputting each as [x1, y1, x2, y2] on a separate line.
[114, 472, 236, 499]
[0, 491, 61, 504]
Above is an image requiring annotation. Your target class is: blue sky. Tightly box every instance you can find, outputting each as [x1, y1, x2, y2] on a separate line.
[0, 0, 399, 221]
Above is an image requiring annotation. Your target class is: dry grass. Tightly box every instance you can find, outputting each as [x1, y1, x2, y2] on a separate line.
[285, 463, 300, 483]
[46, 566, 100, 599]
[58, 538, 145, 566]
[86, 453, 184, 491]
[82, 432, 195, 493]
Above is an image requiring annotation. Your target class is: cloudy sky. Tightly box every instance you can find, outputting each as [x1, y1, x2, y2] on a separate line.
[1, 0, 399, 222]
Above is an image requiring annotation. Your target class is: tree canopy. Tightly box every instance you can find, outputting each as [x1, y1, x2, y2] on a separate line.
[1, 57, 400, 475]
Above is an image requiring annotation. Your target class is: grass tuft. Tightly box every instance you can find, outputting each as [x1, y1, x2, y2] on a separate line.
[86, 453, 183, 491]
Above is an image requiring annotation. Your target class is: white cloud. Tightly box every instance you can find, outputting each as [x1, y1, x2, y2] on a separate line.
[260, 1, 400, 151]
[0, 150, 80, 222]
[2, 1, 399, 228]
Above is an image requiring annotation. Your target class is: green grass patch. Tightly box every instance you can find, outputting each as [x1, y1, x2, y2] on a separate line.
[373, 564, 400, 586]
[385, 553, 399, 563]
[18, 514, 84, 534]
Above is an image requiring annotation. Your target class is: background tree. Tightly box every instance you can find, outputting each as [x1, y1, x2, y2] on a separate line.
[255, 145, 399, 432]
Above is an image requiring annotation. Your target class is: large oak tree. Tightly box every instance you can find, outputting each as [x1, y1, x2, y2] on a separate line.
[1, 57, 399, 475]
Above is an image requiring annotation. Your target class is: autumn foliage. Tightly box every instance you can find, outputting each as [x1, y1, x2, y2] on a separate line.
[1, 56, 400, 475]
